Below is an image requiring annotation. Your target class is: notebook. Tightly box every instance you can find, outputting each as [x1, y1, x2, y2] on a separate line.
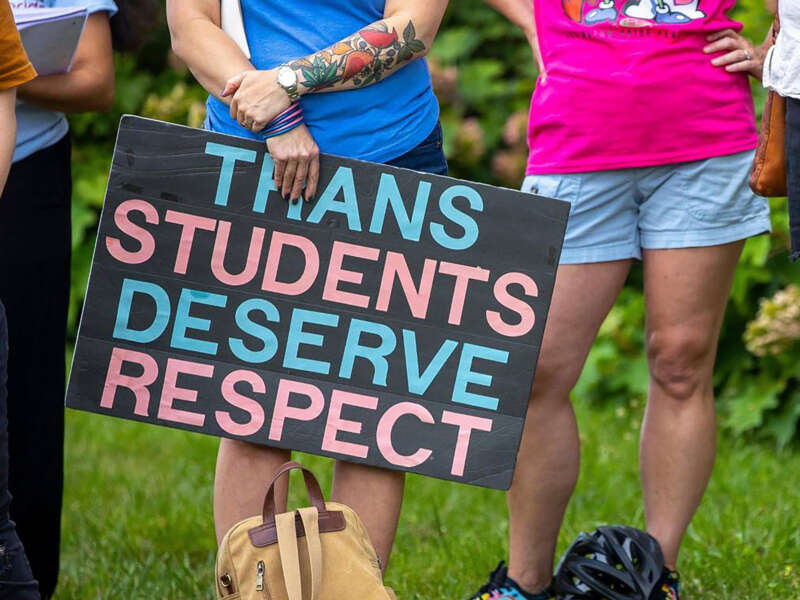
[14, 7, 89, 76]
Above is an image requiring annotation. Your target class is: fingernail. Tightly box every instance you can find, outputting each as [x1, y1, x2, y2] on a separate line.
[305, 195, 313, 203]
[292, 197, 299, 205]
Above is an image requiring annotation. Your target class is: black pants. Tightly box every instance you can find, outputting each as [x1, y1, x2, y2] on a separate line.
[0, 135, 71, 599]
[0, 302, 40, 599]
[787, 97, 800, 262]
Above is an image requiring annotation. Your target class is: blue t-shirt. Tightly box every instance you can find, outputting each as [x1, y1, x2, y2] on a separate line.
[206, 0, 439, 163]
[11, 0, 118, 163]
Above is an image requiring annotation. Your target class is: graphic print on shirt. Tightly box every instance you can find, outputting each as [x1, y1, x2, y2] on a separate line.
[563, 0, 706, 26]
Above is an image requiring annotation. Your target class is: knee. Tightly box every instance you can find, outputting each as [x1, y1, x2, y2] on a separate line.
[646, 327, 715, 401]
[530, 350, 584, 405]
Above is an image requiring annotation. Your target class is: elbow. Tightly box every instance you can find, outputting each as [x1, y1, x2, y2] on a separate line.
[97, 86, 115, 112]
[170, 37, 183, 62]
[169, 28, 188, 64]
[92, 79, 115, 112]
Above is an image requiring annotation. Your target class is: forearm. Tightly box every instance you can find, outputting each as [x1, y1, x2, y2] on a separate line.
[483, 0, 537, 39]
[17, 68, 112, 113]
[16, 13, 114, 113]
[0, 89, 16, 193]
[286, 7, 444, 95]
[168, 3, 254, 103]
[483, 0, 545, 76]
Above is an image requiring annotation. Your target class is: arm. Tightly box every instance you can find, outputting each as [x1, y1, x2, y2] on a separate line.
[168, 0, 319, 203]
[0, 88, 16, 193]
[703, 24, 774, 80]
[483, 0, 546, 78]
[282, 0, 447, 94]
[17, 13, 115, 113]
[167, 0, 254, 103]
[704, 1, 777, 81]
[224, 0, 449, 131]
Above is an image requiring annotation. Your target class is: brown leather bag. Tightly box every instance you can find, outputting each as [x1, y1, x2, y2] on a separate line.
[215, 461, 397, 600]
[751, 11, 787, 197]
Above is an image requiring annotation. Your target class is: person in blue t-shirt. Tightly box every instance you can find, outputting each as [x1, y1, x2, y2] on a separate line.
[168, 0, 449, 570]
[0, 2, 156, 596]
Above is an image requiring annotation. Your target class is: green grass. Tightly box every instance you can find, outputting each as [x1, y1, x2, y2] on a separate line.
[56, 397, 800, 599]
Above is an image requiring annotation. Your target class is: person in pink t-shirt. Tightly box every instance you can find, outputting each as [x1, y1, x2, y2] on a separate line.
[460, 1, 775, 599]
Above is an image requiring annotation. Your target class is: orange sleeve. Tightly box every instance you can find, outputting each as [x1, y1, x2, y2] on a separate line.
[0, 0, 37, 91]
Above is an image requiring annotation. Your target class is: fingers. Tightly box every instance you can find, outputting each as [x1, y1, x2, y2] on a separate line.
[229, 94, 239, 121]
[713, 48, 751, 67]
[703, 35, 741, 55]
[705, 28, 737, 42]
[236, 109, 250, 129]
[249, 118, 267, 133]
[281, 159, 299, 203]
[273, 158, 286, 194]
[222, 72, 246, 99]
[726, 59, 756, 73]
[267, 127, 319, 203]
[306, 154, 319, 202]
[290, 159, 309, 203]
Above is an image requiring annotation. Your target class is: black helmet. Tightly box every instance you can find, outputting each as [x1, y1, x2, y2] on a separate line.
[553, 526, 665, 600]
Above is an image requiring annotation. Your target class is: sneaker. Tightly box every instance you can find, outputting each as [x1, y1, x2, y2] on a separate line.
[656, 569, 681, 600]
[469, 561, 554, 600]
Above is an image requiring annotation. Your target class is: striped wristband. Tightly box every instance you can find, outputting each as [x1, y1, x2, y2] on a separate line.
[259, 103, 304, 139]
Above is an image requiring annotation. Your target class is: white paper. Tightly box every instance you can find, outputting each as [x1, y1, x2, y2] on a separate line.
[221, 0, 251, 59]
[13, 7, 88, 76]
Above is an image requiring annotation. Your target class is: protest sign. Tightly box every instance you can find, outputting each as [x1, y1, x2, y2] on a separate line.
[66, 116, 569, 489]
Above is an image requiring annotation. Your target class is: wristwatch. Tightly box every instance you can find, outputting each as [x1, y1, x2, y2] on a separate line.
[276, 66, 300, 101]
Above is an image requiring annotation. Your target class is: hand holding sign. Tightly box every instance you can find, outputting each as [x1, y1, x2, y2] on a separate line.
[66, 116, 569, 489]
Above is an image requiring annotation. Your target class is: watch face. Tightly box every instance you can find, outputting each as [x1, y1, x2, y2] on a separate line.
[277, 67, 297, 88]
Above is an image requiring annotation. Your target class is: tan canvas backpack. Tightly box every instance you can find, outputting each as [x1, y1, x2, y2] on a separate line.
[215, 461, 397, 600]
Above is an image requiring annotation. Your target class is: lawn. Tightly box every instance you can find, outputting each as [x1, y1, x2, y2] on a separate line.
[56, 396, 800, 599]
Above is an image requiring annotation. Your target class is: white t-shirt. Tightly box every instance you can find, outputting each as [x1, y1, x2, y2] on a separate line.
[763, 2, 800, 99]
[10, 0, 118, 163]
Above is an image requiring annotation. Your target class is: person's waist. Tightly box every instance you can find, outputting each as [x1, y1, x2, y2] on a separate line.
[13, 107, 68, 157]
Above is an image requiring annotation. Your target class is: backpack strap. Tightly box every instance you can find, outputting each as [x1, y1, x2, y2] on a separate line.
[262, 462, 327, 525]
[276, 508, 323, 600]
[297, 507, 322, 600]
[276, 511, 303, 600]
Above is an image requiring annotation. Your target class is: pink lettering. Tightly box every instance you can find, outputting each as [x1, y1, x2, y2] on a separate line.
[157, 358, 214, 427]
[376, 402, 434, 467]
[322, 241, 379, 308]
[269, 379, 325, 441]
[441, 410, 493, 477]
[321, 390, 377, 459]
[216, 370, 266, 436]
[105, 199, 159, 265]
[100, 347, 158, 416]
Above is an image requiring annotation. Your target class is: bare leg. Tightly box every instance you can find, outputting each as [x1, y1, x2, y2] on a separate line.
[213, 439, 291, 544]
[331, 461, 405, 572]
[641, 242, 743, 569]
[508, 261, 632, 592]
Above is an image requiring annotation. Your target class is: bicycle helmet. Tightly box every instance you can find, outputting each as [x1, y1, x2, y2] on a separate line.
[553, 525, 665, 600]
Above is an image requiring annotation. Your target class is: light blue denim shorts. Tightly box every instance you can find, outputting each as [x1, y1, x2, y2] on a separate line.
[522, 150, 772, 264]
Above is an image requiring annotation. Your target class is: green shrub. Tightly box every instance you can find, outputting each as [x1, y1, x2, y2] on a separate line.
[67, 0, 800, 445]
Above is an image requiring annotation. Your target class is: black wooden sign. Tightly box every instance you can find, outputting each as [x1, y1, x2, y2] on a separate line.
[66, 116, 569, 489]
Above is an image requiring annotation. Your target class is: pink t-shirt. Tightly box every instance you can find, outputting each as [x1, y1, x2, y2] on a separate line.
[527, 0, 758, 174]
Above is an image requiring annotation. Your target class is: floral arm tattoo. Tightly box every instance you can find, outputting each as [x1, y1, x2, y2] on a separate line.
[284, 21, 427, 91]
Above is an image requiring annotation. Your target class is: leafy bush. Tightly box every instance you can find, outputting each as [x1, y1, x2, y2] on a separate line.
[67, 0, 800, 445]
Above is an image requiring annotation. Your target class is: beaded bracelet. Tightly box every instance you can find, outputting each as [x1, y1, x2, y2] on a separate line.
[258, 103, 304, 140]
